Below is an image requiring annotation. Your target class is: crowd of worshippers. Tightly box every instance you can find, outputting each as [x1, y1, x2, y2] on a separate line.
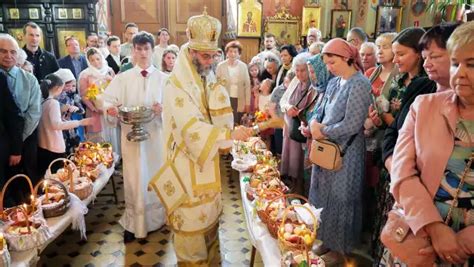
[0, 22, 179, 207]
[1, 17, 474, 265]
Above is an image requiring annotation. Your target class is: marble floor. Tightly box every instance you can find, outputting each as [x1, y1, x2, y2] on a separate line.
[38, 157, 372, 266]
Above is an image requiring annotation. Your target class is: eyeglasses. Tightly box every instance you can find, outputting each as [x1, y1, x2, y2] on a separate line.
[348, 39, 357, 45]
[308, 34, 317, 39]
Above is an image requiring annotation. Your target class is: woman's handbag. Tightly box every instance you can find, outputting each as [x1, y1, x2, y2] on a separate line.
[309, 135, 356, 171]
[380, 152, 474, 266]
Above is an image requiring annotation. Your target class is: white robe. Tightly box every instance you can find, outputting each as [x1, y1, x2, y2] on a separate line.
[104, 66, 166, 238]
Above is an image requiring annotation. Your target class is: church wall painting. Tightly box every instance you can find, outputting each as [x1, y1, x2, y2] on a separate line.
[375, 5, 402, 36]
[330, 9, 352, 38]
[237, 0, 263, 37]
[265, 18, 300, 46]
[301, 6, 321, 36]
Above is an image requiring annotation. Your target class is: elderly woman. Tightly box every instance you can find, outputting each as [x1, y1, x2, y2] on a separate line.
[300, 54, 333, 196]
[279, 53, 312, 194]
[276, 45, 297, 86]
[216, 41, 251, 124]
[389, 21, 474, 266]
[260, 52, 281, 81]
[308, 38, 371, 261]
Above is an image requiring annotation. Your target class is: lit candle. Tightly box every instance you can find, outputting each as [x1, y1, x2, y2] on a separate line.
[67, 162, 74, 193]
[43, 180, 49, 204]
[0, 233, 4, 251]
[22, 204, 31, 234]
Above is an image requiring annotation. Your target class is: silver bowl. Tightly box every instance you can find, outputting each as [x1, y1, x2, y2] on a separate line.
[118, 106, 155, 142]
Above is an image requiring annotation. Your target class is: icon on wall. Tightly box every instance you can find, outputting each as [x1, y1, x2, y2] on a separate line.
[302, 6, 321, 36]
[330, 9, 352, 38]
[72, 8, 83, 19]
[375, 5, 403, 36]
[29, 8, 40, 20]
[9, 8, 20, 20]
[58, 8, 68, 19]
[237, 0, 263, 38]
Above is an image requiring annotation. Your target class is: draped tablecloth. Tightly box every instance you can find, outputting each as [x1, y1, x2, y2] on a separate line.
[10, 159, 117, 267]
[239, 172, 281, 266]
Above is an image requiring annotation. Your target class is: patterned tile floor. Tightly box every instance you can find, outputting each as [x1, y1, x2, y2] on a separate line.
[38, 157, 372, 266]
[38, 157, 264, 266]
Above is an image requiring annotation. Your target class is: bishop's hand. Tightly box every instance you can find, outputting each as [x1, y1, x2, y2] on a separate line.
[231, 126, 253, 141]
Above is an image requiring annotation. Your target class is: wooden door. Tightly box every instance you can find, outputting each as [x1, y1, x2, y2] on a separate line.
[110, 0, 166, 44]
[167, 0, 222, 47]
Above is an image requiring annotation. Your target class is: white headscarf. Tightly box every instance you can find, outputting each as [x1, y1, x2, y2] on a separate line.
[79, 47, 111, 79]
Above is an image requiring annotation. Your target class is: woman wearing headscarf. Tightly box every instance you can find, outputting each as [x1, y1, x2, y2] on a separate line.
[308, 38, 371, 263]
[54, 68, 86, 154]
[78, 47, 115, 139]
[300, 54, 333, 196]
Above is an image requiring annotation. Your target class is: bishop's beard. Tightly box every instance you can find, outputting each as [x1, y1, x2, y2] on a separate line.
[191, 57, 212, 77]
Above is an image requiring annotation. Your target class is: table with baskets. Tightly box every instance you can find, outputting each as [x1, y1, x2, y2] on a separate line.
[0, 141, 117, 267]
[232, 138, 325, 267]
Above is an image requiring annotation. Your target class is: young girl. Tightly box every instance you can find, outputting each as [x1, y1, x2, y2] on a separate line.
[248, 63, 261, 113]
[161, 49, 177, 75]
[38, 74, 92, 176]
[258, 78, 275, 148]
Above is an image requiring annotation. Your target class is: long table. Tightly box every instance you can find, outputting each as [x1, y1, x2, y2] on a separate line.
[239, 172, 281, 267]
[10, 162, 116, 267]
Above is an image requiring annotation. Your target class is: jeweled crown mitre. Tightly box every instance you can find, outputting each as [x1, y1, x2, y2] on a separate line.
[187, 7, 221, 51]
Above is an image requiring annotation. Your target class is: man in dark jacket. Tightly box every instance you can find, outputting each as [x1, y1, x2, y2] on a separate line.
[22, 22, 59, 81]
[58, 36, 88, 79]
[0, 72, 25, 206]
[105, 35, 125, 74]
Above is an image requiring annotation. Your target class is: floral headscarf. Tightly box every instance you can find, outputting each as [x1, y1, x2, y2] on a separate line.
[307, 54, 333, 93]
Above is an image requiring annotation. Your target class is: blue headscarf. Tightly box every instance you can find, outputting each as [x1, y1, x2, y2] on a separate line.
[307, 54, 333, 93]
[306, 54, 333, 123]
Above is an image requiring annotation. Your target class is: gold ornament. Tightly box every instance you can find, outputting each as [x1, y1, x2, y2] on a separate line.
[187, 6, 221, 51]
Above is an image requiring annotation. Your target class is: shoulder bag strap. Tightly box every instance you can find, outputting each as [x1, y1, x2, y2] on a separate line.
[445, 121, 474, 224]
[294, 84, 311, 109]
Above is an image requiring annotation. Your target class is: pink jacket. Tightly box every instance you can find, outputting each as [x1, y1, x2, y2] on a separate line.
[390, 90, 459, 235]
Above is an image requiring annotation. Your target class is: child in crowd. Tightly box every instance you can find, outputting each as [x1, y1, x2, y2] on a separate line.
[248, 62, 261, 113]
[38, 74, 92, 176]
[258, 78, 275, 148]
[55, 68, 86, 154]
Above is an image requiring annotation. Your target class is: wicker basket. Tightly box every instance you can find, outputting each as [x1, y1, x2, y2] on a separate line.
[266, 194, 309, 239]
[277, 204, 317, 254]
[0, 175, 51, 252]
[2, 215, 51, 252]
[0, 244, 11, 267]
[34, 179, 71, 218]
[255, 189, 284, 224]
[0, 174, 42, 222]
[45, 158, 80, 183]
[98, 142, 114, 168]
[47, 158, 93, 200]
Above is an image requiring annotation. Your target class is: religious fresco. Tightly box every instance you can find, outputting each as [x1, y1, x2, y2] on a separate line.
[263, 0, 305, 17]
